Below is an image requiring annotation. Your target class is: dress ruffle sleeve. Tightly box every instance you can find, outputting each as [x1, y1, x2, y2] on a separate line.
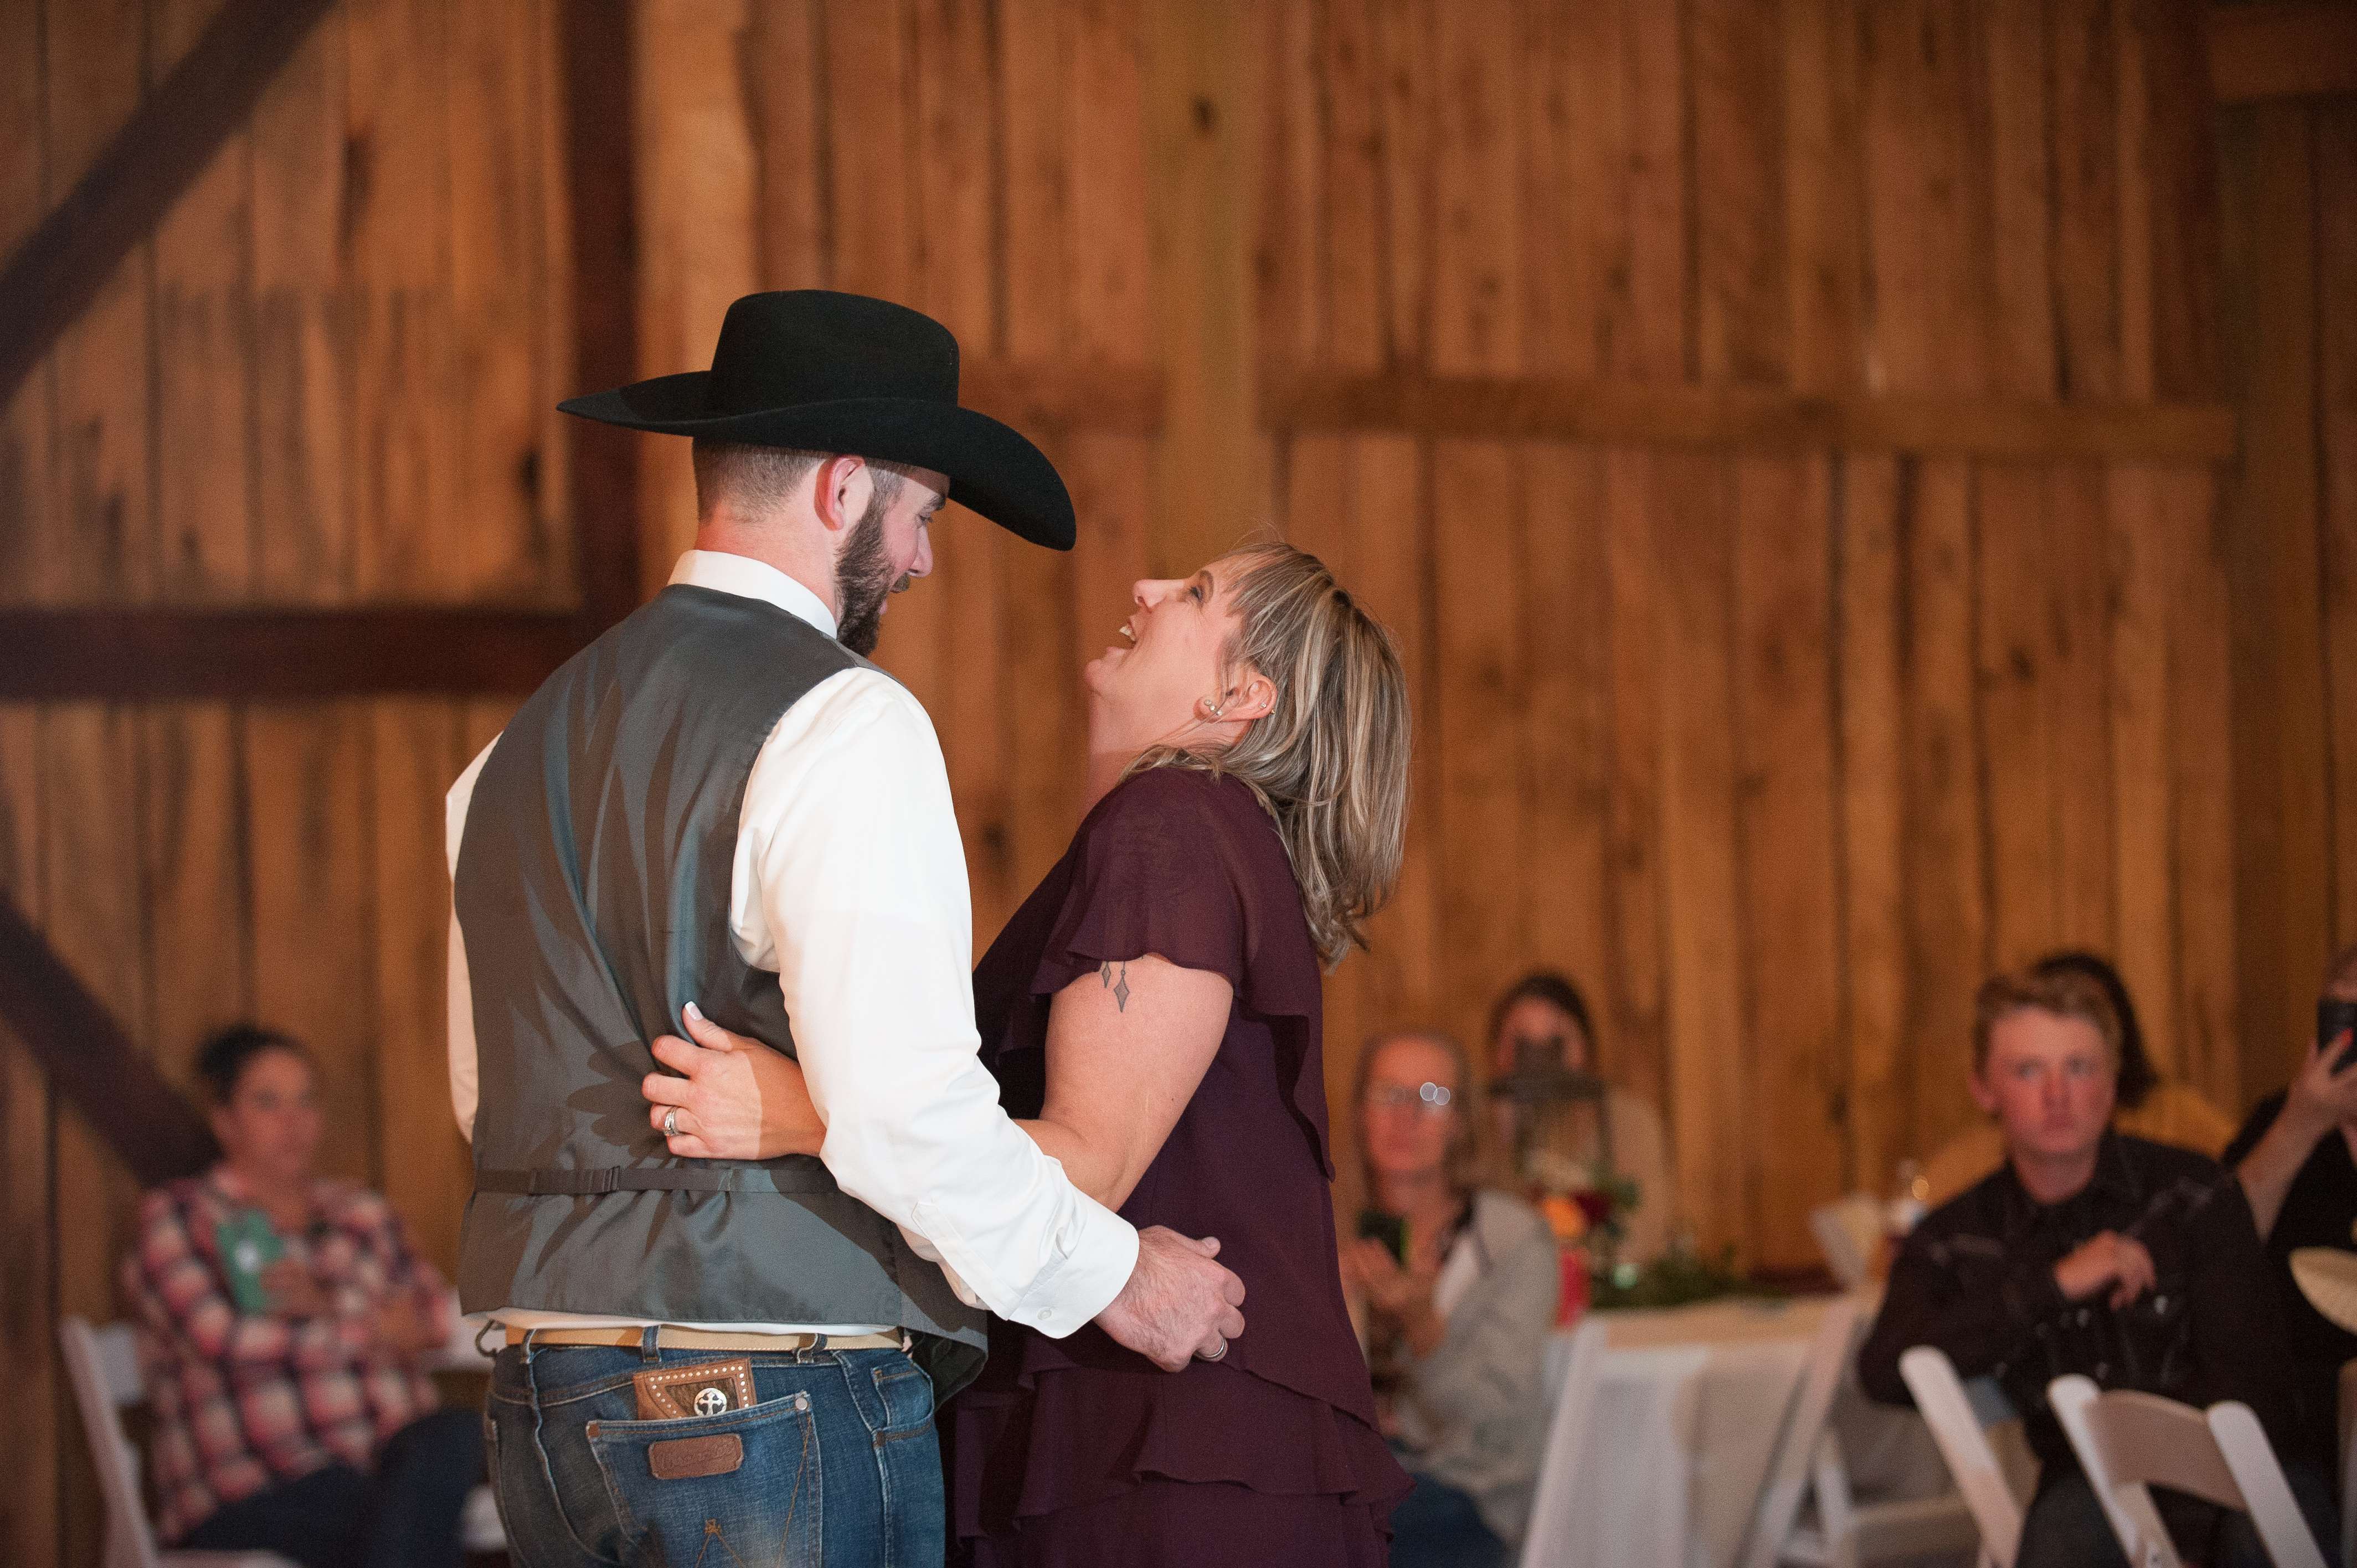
[1011, 766, 1331, 1169]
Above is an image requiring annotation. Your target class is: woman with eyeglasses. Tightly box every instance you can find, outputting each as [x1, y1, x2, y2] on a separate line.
[1344, 1030, 1560, 1568]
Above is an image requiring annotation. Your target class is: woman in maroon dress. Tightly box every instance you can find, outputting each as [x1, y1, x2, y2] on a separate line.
[649, 541, 1414, 1564]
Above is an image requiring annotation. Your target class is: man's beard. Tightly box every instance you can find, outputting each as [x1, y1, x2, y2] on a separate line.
[832, 493, 908, 656]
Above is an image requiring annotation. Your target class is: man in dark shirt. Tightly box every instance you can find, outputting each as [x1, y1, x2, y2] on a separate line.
[2225, 943, 2357, 1476]
[1857, 966, 2333, 1568]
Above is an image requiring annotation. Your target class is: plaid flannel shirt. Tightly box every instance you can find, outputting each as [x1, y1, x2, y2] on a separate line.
[121, 1167, 446, 1543]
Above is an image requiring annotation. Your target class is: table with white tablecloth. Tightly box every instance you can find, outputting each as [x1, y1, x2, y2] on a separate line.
[1520, 1296, 1954, 1568]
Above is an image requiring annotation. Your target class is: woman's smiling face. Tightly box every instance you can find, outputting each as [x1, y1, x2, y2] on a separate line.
[1083, 564, 1248, 747]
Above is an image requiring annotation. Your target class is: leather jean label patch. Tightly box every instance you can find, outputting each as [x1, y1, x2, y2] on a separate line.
[647, 1433, 745, 1481]
[632, 1359, 756, 1421]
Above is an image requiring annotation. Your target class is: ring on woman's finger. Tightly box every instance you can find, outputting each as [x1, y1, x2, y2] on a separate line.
[662, 1107, 681, 1139]
[1197, 1337, 1227, 1363]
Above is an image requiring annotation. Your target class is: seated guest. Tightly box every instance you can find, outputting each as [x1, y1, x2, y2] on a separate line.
[2225, 942, 2357, 1481]
[122, 1025, 481, 1568]
[1343, 1030, 1559, 1568]
[1857, 968, 2337, 1568]
[1486, 971, 1675, 1265]
[1921, 950, 2240, 1206]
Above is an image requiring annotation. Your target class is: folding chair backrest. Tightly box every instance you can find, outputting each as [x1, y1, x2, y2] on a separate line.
[2209, 1401, 2333, 1568]
[1900, 1345, 2023, 1568]
[1810, 1197, 1887, 1291]
[2050, 1375, 2327, 1568]
[58, 1316, 161, 1568]
[1742, 1293, 1865, 1568]
[2091, 1388, 2242, 1506]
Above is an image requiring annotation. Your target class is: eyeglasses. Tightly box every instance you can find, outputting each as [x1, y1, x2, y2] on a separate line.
[1365, 1081, 1455, 1115]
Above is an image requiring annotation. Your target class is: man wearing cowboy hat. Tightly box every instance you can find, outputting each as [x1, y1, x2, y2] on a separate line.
[444, 292, 1247, 1567]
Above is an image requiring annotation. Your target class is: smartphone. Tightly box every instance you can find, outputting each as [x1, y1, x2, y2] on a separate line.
[1356, 1209, 1408, 1266]
[2323, 998, 2357, 1073]
[216, 1210, 285, 1315]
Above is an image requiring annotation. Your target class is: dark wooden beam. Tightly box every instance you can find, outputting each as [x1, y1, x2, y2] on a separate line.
[0, 0, 337, 407]
[2209, 3, 2357, 104]
[0, 895, 217, 1188]
[1263, 369, 2241, 464]
[964, 360, 1168, 437]
[0, 608, 595, 701]
[558, 0, 644, 626]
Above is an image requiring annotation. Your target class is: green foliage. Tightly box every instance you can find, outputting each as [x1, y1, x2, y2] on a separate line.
[1586, 1244, 1779, 1311]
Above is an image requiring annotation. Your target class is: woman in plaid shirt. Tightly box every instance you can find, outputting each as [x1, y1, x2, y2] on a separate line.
[122, 1025, 482, 1568]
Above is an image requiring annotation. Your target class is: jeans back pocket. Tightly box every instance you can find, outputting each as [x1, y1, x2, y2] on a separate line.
[587, 1390, 822, 1568]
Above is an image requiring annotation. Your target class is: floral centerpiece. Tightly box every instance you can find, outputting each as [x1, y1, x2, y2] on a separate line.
[1526, 1151, 1641, 1326]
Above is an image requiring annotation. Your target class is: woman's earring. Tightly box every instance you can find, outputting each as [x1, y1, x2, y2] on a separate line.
[1205, 699, 1227, 720]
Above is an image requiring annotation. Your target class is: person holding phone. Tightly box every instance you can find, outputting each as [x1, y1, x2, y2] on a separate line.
[122, 1025, 478, 1568]
[1342, 1029, 1560, 1568]
[2226, 942, 2357, 1478]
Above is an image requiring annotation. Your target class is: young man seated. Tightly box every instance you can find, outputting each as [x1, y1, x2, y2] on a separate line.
[1856, 968, 2339, 1568]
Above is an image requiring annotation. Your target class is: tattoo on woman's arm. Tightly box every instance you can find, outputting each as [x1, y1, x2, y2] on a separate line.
[1098, 961, 1131, 1012]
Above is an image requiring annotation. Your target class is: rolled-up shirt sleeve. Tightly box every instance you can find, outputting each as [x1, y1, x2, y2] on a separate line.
[738, 670, 1139, 1335]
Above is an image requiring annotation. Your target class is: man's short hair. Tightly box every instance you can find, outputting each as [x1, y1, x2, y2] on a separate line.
[691, 440, 830, 517]
[1971, 967, 2123, 1077]
[689, 440, 915, 522]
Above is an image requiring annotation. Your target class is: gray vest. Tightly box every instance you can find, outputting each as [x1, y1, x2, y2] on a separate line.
[453, 584, 987, 1358]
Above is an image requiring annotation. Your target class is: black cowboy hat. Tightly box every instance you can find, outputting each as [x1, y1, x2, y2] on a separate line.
[559, 290, 1074, 549]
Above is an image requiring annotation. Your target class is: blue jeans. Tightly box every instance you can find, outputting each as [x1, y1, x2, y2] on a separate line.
[486, 1340, 944, 1568]
[1386, 1455, 1505, 1568]
[2018, 1463, 2343, 1568]
[177, 1407, 483, 1568]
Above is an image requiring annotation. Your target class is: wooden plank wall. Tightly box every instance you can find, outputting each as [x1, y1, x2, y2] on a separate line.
[1, 2, 2353, 1561]
[2220, 81, 2357, 1120]
[1257, 0, 2250, 1270]
[0, 2, 559, 1561]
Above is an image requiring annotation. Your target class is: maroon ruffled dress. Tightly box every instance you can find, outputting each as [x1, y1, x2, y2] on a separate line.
[947, 766, 1410, 1565]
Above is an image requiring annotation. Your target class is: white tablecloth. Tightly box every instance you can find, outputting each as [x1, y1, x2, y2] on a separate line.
[1522, 1297, 1949, 1568]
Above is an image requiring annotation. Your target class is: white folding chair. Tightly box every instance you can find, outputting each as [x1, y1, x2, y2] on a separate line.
[59, 1316, 297, 1568]
[2049, 1373, 2328, 1568]
[1744, 1297, 1978, 1568]
[59, 1315, 505, 1567]
[1810, 1197, 1890, 1292]
[1899, 1346, 2025, 1568]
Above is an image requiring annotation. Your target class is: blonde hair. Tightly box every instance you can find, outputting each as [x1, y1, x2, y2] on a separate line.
[1972, 966, 2123, 1077]
[1354, 1028, 1482, 1195]
[1130, 541, 1411, 967]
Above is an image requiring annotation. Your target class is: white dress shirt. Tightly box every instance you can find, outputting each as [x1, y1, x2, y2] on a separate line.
[447, 549, 1140, 1338]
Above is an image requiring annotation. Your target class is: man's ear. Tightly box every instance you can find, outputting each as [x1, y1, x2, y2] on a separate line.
[811, 454, 872, 535]
[1967, 1070, 1999, 1117]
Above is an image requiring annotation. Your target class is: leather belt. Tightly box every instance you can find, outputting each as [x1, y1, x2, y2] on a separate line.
[505, 1324, 908, 1354]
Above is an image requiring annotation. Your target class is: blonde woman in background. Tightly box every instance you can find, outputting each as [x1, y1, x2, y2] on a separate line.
[1342, 1029, 1559, 1568]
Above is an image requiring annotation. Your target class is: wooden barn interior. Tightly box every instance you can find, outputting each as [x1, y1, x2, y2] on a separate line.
[3, 0, 2355, 1560]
